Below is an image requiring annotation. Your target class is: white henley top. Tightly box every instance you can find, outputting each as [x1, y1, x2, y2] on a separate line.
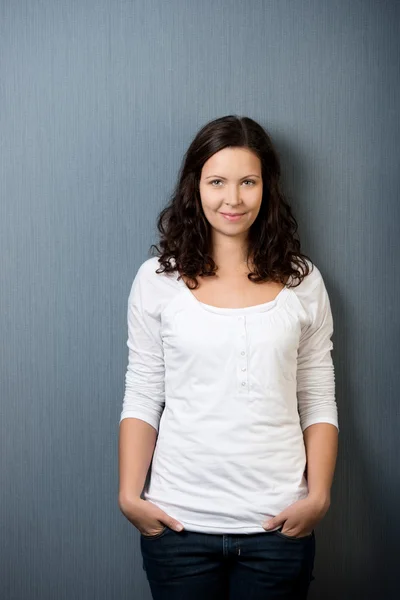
[120, 256, 339, 535]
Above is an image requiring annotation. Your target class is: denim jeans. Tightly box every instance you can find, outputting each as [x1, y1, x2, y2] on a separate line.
[140, 525, 316, 599]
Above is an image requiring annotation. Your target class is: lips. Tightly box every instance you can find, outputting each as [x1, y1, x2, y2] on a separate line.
[220, 212, 245, 221]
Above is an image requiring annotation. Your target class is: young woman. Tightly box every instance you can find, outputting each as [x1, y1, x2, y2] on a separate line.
[118, 115, 339, 599]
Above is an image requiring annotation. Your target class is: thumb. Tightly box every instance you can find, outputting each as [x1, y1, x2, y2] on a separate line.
[263, 512, 285, 530]
[168, 518, 184, 532]
[157, 509, 184, 532]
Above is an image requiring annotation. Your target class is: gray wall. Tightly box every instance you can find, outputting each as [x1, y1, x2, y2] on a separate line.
[1, 1, 399, 598]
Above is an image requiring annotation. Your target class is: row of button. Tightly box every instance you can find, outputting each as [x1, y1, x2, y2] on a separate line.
[239, 318, 247, 388]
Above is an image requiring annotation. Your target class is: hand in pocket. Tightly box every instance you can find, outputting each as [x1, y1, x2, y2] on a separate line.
[119, 497, 184, 536]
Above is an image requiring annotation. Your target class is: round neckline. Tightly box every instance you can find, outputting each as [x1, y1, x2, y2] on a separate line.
[177, 277, 291, 315]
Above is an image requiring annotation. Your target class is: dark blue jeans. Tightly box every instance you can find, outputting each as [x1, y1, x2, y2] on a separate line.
[140, 525, 316, 599]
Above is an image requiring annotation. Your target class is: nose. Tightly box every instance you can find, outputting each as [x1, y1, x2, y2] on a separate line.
[224, 184, 242, 207]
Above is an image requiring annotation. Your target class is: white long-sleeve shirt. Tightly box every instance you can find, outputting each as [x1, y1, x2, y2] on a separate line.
[120, 256, 338, 535]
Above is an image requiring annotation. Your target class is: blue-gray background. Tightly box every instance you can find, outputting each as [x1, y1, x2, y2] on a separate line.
[1, 1, 399, 598]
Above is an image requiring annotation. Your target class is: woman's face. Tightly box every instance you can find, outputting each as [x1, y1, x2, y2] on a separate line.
[199, 146, 263, 238]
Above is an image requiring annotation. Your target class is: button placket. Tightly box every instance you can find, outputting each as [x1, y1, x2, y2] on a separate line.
[237, 315, 248, 391]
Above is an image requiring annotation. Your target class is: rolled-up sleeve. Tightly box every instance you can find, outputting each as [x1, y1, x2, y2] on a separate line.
[119, 266, 165, 432]
[297, 270, 339, 433]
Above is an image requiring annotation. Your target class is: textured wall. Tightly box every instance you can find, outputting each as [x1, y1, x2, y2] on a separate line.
[1, 1, 399, 598]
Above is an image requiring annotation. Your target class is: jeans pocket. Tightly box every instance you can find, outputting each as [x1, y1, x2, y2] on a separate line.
[140, 525, 170, 540]
[273, 526, 314, 541]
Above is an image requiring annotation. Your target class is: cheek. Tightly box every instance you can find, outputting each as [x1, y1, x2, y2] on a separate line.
[249, 191, 263, 214]
[250, 186, 263, 205]
[200, 192, 219, 215]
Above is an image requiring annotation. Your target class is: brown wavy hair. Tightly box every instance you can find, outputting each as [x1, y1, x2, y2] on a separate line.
[149, 115, 313, 289]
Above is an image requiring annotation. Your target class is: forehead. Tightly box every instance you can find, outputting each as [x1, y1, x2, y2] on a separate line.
[202, 147, 261, 175]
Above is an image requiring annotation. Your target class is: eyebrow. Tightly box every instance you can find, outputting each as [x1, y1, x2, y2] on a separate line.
[205, 174, 261, 180]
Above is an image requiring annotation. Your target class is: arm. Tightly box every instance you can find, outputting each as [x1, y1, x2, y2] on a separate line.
[303, 422, 338, 509]
[118, 264, 165, 508]
[118, 418, 157, 509]
[297, 268, 339, 507]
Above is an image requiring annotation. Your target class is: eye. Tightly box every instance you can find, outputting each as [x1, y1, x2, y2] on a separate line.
[209, 179, 256, 186]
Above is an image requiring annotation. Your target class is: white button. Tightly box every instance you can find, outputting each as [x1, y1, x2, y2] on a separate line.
[241, 367, 246, 371]
[241, 351, 245, 356]
[241, 381, 246, 386]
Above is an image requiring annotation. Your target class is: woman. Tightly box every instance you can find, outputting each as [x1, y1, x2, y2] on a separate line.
[118, 115, 339, 599]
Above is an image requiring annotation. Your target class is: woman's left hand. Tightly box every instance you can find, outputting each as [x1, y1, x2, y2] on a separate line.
[262, 495, 330, 537]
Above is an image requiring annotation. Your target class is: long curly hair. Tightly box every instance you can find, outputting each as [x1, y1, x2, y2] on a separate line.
[149, 115, 313, 289]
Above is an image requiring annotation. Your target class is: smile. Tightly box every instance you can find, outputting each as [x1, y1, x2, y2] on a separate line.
[220, 213, 245, 222]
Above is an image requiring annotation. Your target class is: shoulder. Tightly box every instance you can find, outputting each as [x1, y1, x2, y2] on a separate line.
[289, 258, 332, 319]
[129, 256, 181, 311]
[136, 256, 162, 282]
[135, 256, 179, 289]
[289, 258, 326, 296]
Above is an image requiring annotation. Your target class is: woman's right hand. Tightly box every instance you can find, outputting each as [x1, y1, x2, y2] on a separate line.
[119, 496, 185, 536]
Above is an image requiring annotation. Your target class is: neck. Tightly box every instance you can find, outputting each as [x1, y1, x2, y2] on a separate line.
[210, 232, 252, 275]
